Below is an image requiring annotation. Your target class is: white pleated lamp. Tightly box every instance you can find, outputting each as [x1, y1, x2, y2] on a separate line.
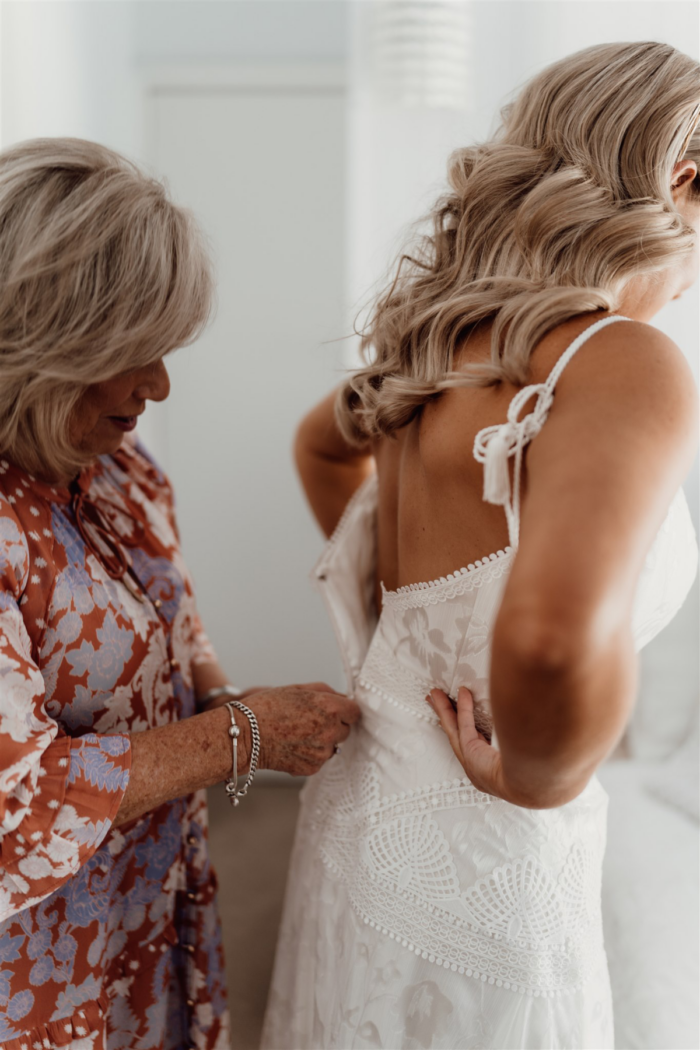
[368, 0, 473, 111]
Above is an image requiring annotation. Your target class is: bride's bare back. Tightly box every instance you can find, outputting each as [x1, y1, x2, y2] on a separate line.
[296, 310, 695, 799]
[372, 313, 696, 624]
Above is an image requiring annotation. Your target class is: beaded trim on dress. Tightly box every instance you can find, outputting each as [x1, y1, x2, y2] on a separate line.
[381, 547, 514, 611]
[358, 633, 440, 724]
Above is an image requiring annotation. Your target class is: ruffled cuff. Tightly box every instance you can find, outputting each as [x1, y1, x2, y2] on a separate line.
[0, 990, 110, 1049]
[1, 733, 131, 911]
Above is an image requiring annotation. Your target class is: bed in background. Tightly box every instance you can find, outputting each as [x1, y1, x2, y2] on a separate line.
[600, 578, 699, 1050]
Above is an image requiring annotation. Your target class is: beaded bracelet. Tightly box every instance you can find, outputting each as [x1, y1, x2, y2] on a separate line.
[223, 700, 261, 807]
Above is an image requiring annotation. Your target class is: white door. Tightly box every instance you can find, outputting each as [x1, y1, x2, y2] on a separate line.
[144, 70, 346, 689]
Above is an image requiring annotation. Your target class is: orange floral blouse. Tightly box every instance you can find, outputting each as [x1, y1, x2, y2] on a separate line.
[0, 434, 229, 1049]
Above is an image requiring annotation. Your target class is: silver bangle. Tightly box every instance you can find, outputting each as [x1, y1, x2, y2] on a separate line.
[223, 700, 261, 807]
[200, 684, 242, 707]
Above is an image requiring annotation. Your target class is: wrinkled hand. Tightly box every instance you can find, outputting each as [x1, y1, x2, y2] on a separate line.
[249, 682, 361, 777]
[427, 687, 508, 801]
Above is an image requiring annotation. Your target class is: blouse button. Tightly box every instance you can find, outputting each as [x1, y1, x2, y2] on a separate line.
[169, 658, 180, 671]
[184, 944, 196, 954]
[186, 998, 195, 1008]
[186, 891, 197, 901]
[153, 598, 163, 610]
[187, 835, 197, 846]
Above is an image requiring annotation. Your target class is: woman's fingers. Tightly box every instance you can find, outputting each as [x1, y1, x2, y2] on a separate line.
[426, 686, 506, 800]
[342, 697, 362, 724]
[337, 720, 352, 744]
[427, 688, 462, 759]
[455, 686, 484, 746]
[251, 685, 360, 776]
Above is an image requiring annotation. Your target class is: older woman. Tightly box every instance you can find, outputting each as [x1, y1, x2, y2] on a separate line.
[0, 138, 359, 1049]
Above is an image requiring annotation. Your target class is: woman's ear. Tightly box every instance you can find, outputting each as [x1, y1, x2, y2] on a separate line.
[671, 159, 699, 198]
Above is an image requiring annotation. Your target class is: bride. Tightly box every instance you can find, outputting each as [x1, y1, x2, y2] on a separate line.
[262, 42, 699, 1050]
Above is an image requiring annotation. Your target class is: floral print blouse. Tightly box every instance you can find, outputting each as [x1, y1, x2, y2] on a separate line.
[0, 434, 229, 1049]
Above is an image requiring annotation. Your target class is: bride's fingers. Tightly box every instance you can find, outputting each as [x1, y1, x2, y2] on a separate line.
[427, 689, 462, 758]
[455, 687, 482, 745]
[456, 688, 494, 763]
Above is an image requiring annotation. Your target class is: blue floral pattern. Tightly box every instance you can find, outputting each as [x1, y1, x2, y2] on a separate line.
[0, 439, 228, 1049]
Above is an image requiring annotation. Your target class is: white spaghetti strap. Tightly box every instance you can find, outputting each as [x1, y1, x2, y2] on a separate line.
[473, 314, 631, 547]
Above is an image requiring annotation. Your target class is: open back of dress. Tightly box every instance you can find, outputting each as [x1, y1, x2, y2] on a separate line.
[262, 317, 697, 1050]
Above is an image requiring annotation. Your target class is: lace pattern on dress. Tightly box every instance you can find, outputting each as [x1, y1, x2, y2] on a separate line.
[382, 549, 514, 612]
[359, 633, 495, 738]
[307, 757, 603, 997]
[350, 869, 600, 998]
[358, 633, 439, 723]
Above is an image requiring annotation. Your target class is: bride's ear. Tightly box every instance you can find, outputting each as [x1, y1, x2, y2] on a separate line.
[671, 159, 699, 198]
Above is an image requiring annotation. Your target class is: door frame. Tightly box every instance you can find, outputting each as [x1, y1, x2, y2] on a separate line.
[139, 63, 346, 166]
[136, 60, 347, 466]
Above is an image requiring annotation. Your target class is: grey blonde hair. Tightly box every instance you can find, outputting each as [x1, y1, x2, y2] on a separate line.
[0, 138, 214, 479]
[338, 41, 700, 443]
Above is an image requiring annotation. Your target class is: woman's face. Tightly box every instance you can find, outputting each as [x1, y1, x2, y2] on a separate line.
[72, 358, 171, 463]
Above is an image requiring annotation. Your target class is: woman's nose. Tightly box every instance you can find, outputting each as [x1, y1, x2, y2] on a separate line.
[133, 359, 171, 403]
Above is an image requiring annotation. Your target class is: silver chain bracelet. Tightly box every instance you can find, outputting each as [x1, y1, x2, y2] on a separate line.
[223, 700, 261, 807]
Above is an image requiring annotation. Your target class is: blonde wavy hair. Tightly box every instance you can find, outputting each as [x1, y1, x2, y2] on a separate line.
[0, 138, 214, 479]
[338, 41, 700, 443]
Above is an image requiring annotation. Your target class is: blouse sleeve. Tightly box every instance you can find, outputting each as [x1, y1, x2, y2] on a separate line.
[0, 501, 131, 923]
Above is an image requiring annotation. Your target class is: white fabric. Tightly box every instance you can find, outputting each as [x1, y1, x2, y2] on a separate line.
[262, 319, 698, 1050]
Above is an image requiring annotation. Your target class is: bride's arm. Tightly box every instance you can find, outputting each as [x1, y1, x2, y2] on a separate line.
[430, 321, 698, 808]
[295, 388, 374, 538]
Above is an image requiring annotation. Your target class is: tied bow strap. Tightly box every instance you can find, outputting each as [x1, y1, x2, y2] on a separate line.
[472, 315, 632, 548]
[477, 425, 512, 506]
[473, 382, 554, 545]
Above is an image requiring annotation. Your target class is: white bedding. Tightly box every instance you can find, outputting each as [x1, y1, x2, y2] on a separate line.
[599, 759, 699, 1050]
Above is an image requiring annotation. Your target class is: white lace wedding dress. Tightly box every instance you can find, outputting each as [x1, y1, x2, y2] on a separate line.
[261, 316, 698, 1050]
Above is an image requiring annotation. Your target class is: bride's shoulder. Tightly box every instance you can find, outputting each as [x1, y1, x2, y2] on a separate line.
[530, 315, 688, 381]
[545, 318, 697, 436]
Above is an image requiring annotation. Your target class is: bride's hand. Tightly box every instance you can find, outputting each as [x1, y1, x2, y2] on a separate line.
[426, 687, 509, 801]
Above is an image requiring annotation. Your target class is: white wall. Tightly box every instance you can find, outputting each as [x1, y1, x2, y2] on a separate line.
[134, 0, 348, 64]
[146, 75, 348, 687]
[1, 1, 139, 158]
[348, 1, 700, 335]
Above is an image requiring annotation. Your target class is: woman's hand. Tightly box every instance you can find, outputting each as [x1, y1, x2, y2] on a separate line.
[249, 683, 361, 777]
[116, 682, 360, 827]
[427, 687, 510, 801]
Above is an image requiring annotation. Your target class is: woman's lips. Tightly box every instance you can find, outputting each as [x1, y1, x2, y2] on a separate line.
[108, 415, 138, 432]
